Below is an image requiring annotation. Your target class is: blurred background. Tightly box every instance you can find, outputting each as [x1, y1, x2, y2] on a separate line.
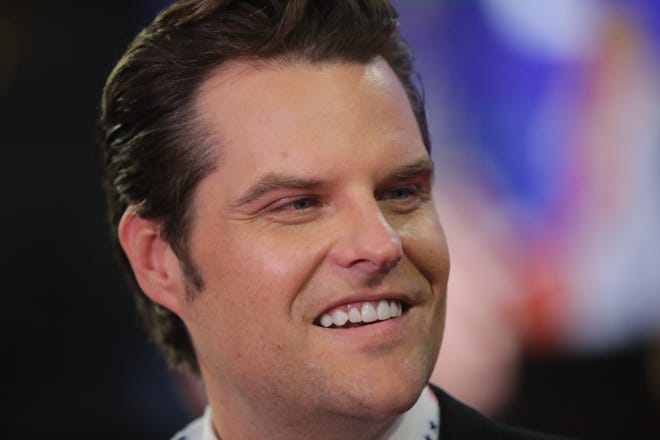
[2, 0, 659, 438]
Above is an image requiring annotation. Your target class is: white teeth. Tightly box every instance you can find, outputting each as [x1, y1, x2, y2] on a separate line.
[360, 303, 378, 323]
[348, 306, 362, 323]
[389, 300, 398, 317]
[331, 309, 349, 327]
[320, 314, 333, 328]
[377, 299, 391, 320]
[394, 300, 403, 317]
[318, 300, 404, 328]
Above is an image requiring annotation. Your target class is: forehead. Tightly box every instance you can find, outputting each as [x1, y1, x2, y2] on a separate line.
[193, 57, 426, 182]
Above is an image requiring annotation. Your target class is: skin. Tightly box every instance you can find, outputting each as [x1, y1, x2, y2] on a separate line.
[120, 57, 450, 439]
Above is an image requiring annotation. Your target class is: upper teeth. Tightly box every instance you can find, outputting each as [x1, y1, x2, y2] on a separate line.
[318, 299, 403, 328]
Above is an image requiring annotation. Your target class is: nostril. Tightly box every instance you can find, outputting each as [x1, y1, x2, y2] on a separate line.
[356, 227, 402, 272]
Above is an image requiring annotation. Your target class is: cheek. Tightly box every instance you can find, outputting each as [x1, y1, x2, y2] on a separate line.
[193, 230, 328, 322]
[189, 233, 331, 377]
[398, 212, 450, 286]
[198, 226, 304, 281]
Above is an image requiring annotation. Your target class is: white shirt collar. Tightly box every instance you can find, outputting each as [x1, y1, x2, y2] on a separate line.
[381, 386, 440, 440]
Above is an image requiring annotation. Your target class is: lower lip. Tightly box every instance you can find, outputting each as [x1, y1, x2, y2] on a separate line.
[316, 313, 409, 344]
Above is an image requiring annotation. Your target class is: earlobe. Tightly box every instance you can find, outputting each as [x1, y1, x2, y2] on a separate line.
[118, 208, 187, 315]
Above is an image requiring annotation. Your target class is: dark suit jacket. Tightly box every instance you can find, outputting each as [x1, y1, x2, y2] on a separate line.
[429, 384, 577, 439]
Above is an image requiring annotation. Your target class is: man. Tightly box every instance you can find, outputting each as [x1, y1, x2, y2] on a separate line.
[97, 0, 575, 438]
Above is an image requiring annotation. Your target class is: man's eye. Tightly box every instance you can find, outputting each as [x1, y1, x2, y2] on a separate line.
[258, 196, 323, 225]
[274, 197, 320, 212]
[379, 185, 424, 214]
[288, 198, 317, 210]
[383, 186, 419, 200]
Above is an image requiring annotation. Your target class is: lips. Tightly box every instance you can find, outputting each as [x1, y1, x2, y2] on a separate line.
[314, 299, 406, 328]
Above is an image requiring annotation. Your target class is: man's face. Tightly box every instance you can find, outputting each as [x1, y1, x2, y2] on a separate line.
[181, 57, 449, 423]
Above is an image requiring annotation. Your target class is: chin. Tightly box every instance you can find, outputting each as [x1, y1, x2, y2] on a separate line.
[347, 364, 431, 419]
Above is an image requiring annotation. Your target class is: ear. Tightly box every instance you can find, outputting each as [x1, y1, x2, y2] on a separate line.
[118, 208, 187, 315]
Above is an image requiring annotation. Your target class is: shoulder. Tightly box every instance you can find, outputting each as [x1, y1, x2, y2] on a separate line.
[429, 384, 578, 440]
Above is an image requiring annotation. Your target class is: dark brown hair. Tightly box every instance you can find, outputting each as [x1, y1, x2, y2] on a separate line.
[97, 0, 430, 373]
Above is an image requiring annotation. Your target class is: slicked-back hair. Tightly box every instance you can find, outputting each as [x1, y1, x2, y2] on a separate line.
[97, 0, 430, 373]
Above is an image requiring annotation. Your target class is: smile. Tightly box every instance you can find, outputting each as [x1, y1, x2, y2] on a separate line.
[314, 299, 406, 328]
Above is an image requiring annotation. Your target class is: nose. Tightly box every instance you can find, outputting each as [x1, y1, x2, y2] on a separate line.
[329, 199, 403, 273]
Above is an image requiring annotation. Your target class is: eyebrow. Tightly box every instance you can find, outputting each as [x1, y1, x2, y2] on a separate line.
[386, 157, 435, 182]
[230, 157, 435, 208]
[231, 174, 324, 208]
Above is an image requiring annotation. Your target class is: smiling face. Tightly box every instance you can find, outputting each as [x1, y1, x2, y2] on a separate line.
[180, 57, 450, 437]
